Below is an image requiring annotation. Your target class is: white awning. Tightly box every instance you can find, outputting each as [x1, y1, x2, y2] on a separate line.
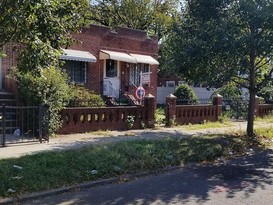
[60, 49, 97, 62]
[129, 53, 159, 65]
[100, 50, 137, 63]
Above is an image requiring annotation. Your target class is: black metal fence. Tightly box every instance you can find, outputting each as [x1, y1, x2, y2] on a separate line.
[176, 98, 212, 105]
[0, 105, 49, 147]
[222, 98, 249, 119]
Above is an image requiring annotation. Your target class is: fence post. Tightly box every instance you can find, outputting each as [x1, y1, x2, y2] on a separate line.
[213, 94, 222, 120]
[165, 94, 177, 126]
[2, 104, 6, 147]
[255, 96, 260, 117]
[39, 104, 43, 143]
[144, 94, 155, 128]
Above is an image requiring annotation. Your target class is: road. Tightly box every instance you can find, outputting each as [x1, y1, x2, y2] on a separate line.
[21, 149, 273, 205]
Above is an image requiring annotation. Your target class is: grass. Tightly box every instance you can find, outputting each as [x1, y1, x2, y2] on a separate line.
[0, 135, 248, 198]
[255, 127, 273, 138]
[180, 121, 232, 131]
[155, 106, 166, 125]
[89, 130, 114, 136]
[255, 114, 273, 123]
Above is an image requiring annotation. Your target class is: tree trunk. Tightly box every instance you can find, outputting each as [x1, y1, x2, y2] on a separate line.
[247, 90, 255, 137]
[247, 51, 256, 137]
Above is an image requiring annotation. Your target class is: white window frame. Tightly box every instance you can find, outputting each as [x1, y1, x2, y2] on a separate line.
[104, 59, 120, 78]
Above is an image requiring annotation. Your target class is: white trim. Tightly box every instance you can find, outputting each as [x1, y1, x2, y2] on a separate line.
[104, 60, 120, 78]
[129, 53, 159, 65]
[100, 50, 137, 63]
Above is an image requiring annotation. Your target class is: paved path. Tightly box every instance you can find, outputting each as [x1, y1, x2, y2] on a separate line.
[0, 121, 272, 159]
[22, 149, 273, 205]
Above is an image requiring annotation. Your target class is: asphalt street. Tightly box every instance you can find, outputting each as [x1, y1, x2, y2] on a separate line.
[21, 149, 273, 205]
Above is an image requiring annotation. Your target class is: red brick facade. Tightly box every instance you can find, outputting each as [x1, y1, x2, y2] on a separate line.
[1, 25, 159, 100]
[65, 25, 158, 98]
[1, 43, 23, 101]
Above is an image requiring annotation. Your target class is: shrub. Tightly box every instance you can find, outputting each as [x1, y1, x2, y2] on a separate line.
[15, 66, 70, 134]
[258, 81, 273, 102]
[68, 85, 105, 107]
[174, 84, 198, 104]
[215, 81, 242, 99]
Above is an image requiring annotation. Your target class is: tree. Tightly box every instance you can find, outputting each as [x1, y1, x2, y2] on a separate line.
[163, 0, 273, 137]
[1, 0, 91, 134]
[0, 0, 90, 61]
[89, 0, 179, 39]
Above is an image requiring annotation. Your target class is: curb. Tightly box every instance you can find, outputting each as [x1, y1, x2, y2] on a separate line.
[0, 166, 181, 204]
[0, 177, 120, 205]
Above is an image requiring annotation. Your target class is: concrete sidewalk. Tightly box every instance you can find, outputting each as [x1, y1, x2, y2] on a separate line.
[0, 120, 270, 159]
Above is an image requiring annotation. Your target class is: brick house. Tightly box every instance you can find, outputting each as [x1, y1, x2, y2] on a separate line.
[0, 24, 159, 103]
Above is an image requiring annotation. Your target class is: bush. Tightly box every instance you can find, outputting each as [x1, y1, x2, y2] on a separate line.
[15, 66, 70, 134]
[258, 81, 273, 102]
[174, 84, 198, 104]
[215, 81, 242, 99]
[68, 85, 105, 107]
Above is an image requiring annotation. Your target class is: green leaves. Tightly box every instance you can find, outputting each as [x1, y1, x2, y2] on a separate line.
[0, 0, 90, 70]
[15, 66, 71, 134]
[90, 0, 179, 39]
[164, 0, 273, 89]
[163, 0, 273, 136]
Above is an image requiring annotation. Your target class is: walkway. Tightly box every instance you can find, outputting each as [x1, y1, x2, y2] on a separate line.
[0, 120, 271, 159]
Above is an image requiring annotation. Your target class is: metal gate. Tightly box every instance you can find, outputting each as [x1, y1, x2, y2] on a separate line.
[0, 105, 49, 147]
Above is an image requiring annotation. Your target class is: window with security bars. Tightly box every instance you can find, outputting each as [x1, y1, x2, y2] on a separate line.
[129, 63, 150, 86]
[63, 60, 87, 84]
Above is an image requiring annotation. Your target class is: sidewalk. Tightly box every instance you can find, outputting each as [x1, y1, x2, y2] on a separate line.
[0, 120, 269, 159]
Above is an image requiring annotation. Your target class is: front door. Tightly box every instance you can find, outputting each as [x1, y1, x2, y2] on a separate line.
[103, 59, 120, 98]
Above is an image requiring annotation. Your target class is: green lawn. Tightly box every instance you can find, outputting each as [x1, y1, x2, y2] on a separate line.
[0, 135, 248, 198]
[1, 113, 273, 198]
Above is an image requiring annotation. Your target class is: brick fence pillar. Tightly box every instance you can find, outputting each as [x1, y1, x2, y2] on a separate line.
[255, 95, 260, 117]
[165, 94, 177, 126]
[144, 94, 155, 128]
[213, 94, 222, 120]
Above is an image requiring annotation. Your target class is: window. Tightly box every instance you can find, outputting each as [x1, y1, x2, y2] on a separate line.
[106, 59, 118, 77]
[166, 81, 175, 87]
[130, 63, 150, 86]
[63, 60, 86, 83]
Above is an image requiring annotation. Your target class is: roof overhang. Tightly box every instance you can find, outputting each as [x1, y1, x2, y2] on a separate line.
[129, 53, 159, 65]
[100, 50, 137, 63]
[60, 49, 97, 62]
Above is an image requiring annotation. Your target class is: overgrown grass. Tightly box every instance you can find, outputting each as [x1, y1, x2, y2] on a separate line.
[181, 121, 232, 131]
[255, 126, 273, 147]
[255, 127, 273, 138]
[155, 106, 166, 125]
[0, 135, 247, 198]
[255, 113, 273, 123]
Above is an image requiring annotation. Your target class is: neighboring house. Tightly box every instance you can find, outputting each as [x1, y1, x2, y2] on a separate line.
[1, 24, 159, 103]
[157, 71, 215, 104]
